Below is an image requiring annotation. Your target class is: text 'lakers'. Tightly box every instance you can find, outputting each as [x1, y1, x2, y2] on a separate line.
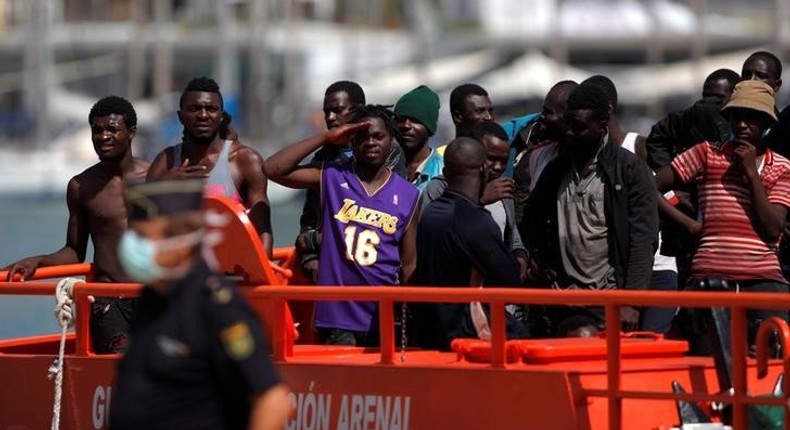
[334, 199, 399, 235]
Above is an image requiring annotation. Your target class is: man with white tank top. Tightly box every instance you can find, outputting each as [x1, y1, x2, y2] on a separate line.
[170, 137, 240, 203]
[147, 77, 274, 257]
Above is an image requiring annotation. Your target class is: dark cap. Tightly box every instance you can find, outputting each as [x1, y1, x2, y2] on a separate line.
[125, 180, 204, 220]
[394, 85, 440, 135]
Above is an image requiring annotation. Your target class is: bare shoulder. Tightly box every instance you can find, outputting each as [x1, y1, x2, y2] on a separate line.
[147, 146, 176, 181]
[154, 145, 175, 157]
[68, 164, 103, 201]
[72, 163, 103, 183]
[150, 146, 175, 166]
[66, 174, 82, 196]
[230, 141, 264, 165]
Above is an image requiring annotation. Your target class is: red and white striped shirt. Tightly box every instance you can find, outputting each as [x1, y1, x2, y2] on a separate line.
[672, 141, 790, 282]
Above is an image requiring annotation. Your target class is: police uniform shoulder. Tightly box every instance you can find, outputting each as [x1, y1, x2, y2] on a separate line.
[203, 275, 236, 305]
[202, 276, 261, 362]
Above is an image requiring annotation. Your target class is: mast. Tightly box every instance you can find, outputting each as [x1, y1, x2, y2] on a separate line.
[216, 0, 239, 125]
[548, 0, 567, 82]
[281, 0, 302, 143]
[689, 0, 708, 91]
[404, 0, 436, 84]
[153, 0, 173, 104]
[646, 0, 664, 118]
[247, 0, 269, 141]
[775, 0, 789, 57]
[23, 0, 54, 149]
[127, 0, 147, 101]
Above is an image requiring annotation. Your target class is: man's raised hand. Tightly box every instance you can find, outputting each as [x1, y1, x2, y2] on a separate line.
[325, 122, 371, 146]
[481, 178, 515, 205]
[733, 140, 759, 178]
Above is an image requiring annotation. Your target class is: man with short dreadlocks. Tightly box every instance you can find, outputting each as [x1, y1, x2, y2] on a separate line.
[295, 81, 407, 283]
[266, 105, 419, 347]
[147, 77, 274, 257]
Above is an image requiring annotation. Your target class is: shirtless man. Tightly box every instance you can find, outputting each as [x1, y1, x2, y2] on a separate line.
[4, 96, 149, 353]
[146, 77, 273, 256]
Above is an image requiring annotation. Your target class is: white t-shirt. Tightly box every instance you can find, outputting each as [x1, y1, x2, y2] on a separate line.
[485, 200, 507, 241]
[621, 132, 677, 273]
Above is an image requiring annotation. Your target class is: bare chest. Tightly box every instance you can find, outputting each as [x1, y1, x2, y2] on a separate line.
[82, 179, 128, 226]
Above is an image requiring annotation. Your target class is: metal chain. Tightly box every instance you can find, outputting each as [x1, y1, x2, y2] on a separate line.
[399, 303, 407, 362]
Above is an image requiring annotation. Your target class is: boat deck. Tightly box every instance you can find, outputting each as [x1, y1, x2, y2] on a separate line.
[2, 197, 790, 429]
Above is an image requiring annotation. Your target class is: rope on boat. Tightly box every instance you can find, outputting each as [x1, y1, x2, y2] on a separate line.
[48, 278, 82, 430]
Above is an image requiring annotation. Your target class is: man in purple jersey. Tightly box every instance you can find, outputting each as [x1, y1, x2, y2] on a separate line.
[265, 105, 419, 346]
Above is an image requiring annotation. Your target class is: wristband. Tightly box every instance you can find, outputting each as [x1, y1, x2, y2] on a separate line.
[304, 229, 321, 252]
[300, 253, 319, 269]
[663, 190, 679, 206]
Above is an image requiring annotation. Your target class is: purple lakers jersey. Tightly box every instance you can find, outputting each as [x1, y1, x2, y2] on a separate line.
[314, 161, 419, 332]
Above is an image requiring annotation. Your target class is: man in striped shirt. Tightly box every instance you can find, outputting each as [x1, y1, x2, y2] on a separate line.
[656, 80, 790, 346]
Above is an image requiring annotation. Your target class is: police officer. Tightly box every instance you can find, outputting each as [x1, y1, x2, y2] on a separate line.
[109, 179, 290, 430]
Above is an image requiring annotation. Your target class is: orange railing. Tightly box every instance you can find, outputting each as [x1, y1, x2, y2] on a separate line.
[1, 263, 95, 282]
[0, 269, 142, 356]
[3, 274, 790, 429]
[253, 286, 790, 430]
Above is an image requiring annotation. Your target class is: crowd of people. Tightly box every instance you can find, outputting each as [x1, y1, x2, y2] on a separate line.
[2, 49, 790, 429]
[269, 50, 790, 352]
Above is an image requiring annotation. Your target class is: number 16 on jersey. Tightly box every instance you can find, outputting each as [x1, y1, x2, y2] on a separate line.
[343, 226, 381, 266]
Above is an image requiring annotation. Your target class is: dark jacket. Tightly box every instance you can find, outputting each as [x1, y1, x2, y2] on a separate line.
[646, 97, 729, 257]
[521, 140, 657, 290]
[646, 97, 730, 171]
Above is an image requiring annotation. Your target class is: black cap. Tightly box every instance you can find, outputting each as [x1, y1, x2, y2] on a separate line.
[125, 180, 204, 220]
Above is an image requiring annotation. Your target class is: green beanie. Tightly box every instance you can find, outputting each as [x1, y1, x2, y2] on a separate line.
[394, 85, 440, 136]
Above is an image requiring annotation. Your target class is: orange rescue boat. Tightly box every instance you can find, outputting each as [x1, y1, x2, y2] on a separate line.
[0, 196, 788, 430]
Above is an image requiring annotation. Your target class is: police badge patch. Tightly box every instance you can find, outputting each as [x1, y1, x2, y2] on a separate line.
[220, 322, 255, 360]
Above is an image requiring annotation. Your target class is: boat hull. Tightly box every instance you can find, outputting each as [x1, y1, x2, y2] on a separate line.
[0, 344, 783, 430]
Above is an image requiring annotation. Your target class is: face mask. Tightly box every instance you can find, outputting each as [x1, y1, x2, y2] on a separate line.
[118, 230, 204, 284]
